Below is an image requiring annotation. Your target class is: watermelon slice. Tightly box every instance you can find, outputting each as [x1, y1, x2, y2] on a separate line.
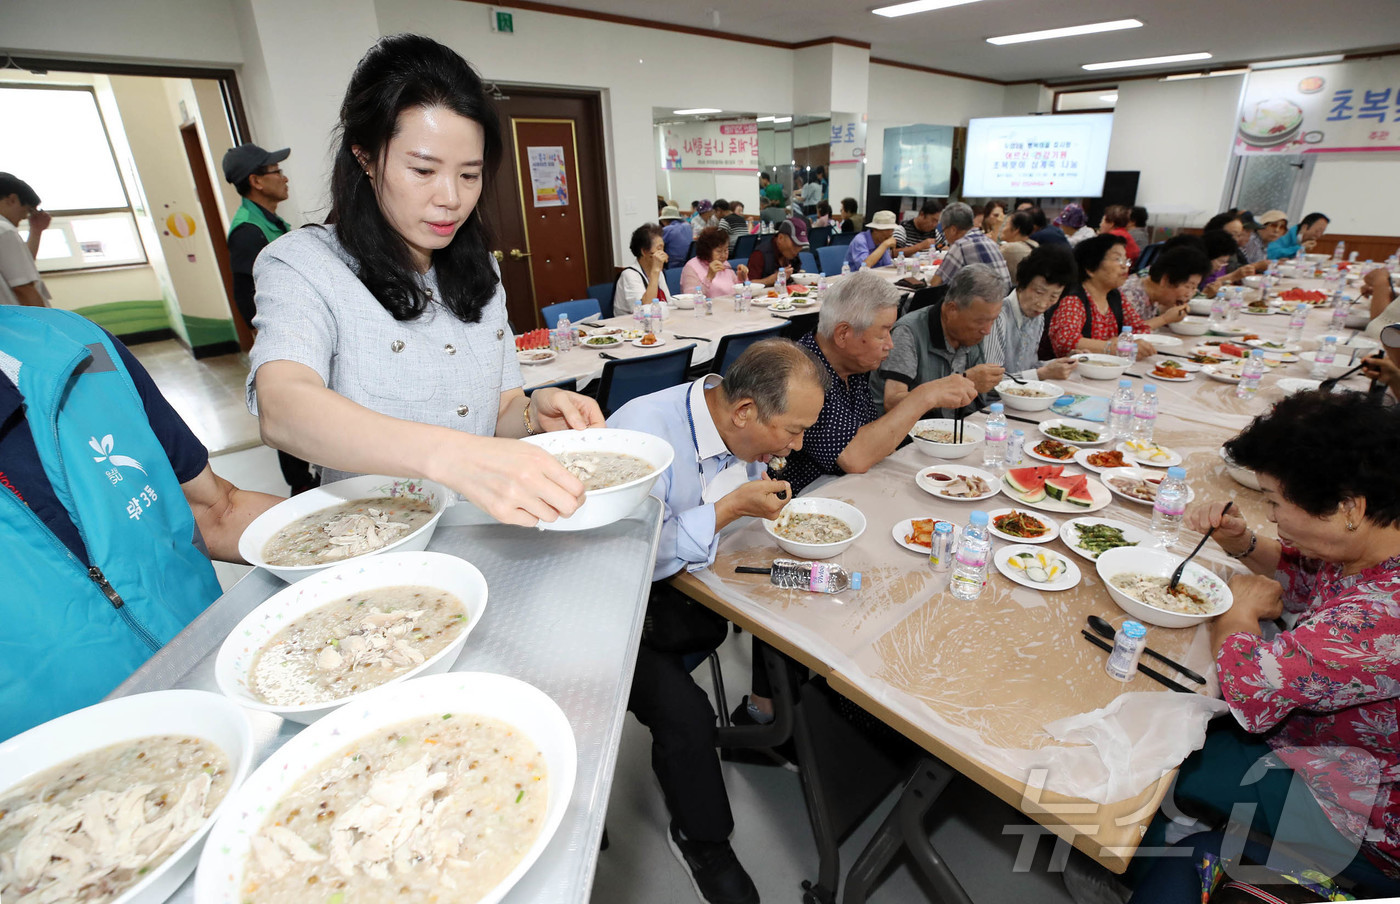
[1065, 478, 1095, 508]
[1005, 468, 1045, 494]
[1045, 474, 1088, 502]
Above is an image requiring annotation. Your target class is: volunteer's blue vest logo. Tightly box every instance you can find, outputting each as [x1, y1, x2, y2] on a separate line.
[89, 434, 147, 475]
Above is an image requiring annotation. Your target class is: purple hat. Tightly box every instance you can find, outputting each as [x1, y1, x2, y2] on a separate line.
[695, 199, 713, 214]
[1053, 203, 1087, 229]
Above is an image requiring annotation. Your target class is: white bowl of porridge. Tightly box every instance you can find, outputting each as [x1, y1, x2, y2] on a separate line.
[215, 551, 488, 724]
[995, 379, 1062, 412]
[238, 475, 451, 583]
[1095, 546, 1234, 628]
[764, 496, 866, 559]
[519, 428, 674, 531]
[0, 689, 253, 904]
[194, 671, 576, 904]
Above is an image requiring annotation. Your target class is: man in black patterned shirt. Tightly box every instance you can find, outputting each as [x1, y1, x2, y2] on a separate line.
[894, 199, 945, 254]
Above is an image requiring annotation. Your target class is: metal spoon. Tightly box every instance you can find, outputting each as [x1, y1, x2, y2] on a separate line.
[1086, 615, 1207, 684]
[1170, 500, 1232, 592]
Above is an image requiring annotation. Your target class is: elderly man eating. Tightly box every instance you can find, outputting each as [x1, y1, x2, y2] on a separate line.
[845, 209, 899, 271]
[927, 202, 1010, 294]
[781, 270, 977, 495]
[874, 263, 1007, 413]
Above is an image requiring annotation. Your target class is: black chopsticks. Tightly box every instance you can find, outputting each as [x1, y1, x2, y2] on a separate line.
[954, 412, 964, 444]
[1080, 630, 1195, 693]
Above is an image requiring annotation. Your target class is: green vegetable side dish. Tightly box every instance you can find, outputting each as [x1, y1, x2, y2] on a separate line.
[1072, 522, 1138, 555]
[1046, 425, 1100, 443]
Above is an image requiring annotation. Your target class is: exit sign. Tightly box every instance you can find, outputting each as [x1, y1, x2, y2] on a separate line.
[492, 9, 514, 33]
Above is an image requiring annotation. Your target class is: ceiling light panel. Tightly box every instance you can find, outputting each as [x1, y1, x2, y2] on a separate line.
[873, 0, 986, 18]
[987, 19, 1142, 46]
[672, 107, 722, 115]
[1083, 52, 1212, 72]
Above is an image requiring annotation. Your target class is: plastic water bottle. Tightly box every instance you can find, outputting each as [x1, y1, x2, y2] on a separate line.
[768, 558, 862, 594]
[897, 251, 907, 277]
[1294, 248, 1305, 264]
[1007, 429, 1025, 467]
[841, 261, 851, 277]
[1132, 383, 1158, 443]
[1286, 303, 1309, 344]
[1209, 294, 1229, 331]
[1311, 335, 1337, 379]
[1236, 350, 1266, 399]
[950, 511, 992, 600]
[860, 261, 870, 272]
[1108, 379, 1135, 441]
[776, 270, 788, 299]
[982, 403, 1007, 470]
[816, 273, 829, 299]
[1333, 240, 1345, 261]
[1114, 326, 1137, 365]
[1150, 467, 1190, 547]
[1330, 291, 1350, 334]
[556, 314, 572, 351]
[1227, 286, 1246, 323]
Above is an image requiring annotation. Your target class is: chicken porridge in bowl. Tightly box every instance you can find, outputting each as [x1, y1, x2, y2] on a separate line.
[0, 736, 233, 904]
[262, 497, 435, 567]
[249, 587, 469, 708]
[554, 451, 655, 491]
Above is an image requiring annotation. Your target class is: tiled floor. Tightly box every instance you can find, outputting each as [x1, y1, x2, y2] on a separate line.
[131, 339, 1083, 904]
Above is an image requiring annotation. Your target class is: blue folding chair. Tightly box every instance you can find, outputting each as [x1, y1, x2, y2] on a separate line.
[807, 225, 832, 250]
[732, 233, 760, 262]
[818, 245, 848, 277]
[799, 251, 818, 274]
[827, 232, 855, 248]
[709, 325, 786, 376]
[779, 311, 819, 341]
[595, 344, 695, 416]
[1136, 241, 1164, 272]
[664, 267, 684, 297]
[540, 298, 601, 327]
[588, 281, 615, 320]
[525, 377, 577, 396]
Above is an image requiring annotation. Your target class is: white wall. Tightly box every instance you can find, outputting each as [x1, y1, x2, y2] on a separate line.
[1304, 154, 1400, 238]
[4, 0, 242, 65]
[865, 62, 1007, 181]
[1106, 75, 1244, 226]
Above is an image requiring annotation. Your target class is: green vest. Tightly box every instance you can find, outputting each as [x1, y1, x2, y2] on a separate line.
[228, 197, 289, 245]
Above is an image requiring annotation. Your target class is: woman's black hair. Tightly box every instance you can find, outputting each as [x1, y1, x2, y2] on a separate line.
[1004, 210, 1035, 240]
[1015, 244, 1076, 291]
[841, 197, 858, 215]
[817, 200, 832, 217]
[1074, 233, 1127, 280]
[629, 223, 662, 259]
[328, 34, 503, 323]
[1225, 391, 1400, 527]
[1200, 229, 1237, 260]
[1129, 206, 1148, 228]
[1147, 246, 1211, 285]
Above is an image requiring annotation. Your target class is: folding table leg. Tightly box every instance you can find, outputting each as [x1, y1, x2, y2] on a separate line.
[842, 757, 974, 904]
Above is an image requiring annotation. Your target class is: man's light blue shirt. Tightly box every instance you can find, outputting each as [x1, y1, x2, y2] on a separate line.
[845, 230, 891, 271]
[608, 376, 766, 582]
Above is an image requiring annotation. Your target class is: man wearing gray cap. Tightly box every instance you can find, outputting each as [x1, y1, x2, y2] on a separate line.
[222, 143, 316, 494]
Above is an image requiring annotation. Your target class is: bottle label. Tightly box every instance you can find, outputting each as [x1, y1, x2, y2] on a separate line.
[986, 426, 1006, 442]
[1154, 498, 1186, 517]
[808, 563, 832, 593]
[955, 547, 987, 569]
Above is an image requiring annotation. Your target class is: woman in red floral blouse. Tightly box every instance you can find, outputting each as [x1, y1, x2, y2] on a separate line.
[1167, 391, 1400, 896]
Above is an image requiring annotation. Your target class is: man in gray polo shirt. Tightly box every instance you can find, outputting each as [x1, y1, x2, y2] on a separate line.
[873, 263, 1007, 415]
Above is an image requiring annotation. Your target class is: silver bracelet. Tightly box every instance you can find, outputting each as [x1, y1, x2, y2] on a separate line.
[1227, 531, 1258, 559]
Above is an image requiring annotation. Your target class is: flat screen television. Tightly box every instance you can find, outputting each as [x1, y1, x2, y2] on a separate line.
[879, 124, 954, 198]
[963, 113, 1114, 198]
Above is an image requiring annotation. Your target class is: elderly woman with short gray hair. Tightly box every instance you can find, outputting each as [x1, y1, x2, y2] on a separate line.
[874, 263, 1008, 413]
[781, 270, 978, 494]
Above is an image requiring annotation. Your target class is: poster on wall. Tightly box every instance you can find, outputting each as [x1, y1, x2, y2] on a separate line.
[662, 121, 758, 171]
[1235, 58, 1400, 155]
[829, 112, 868, 164]
[527, 146, 569, 207]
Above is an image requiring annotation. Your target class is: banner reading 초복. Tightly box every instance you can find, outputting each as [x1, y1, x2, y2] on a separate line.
[1235, 58, 1400, 155]
[661, 120, 758, 171]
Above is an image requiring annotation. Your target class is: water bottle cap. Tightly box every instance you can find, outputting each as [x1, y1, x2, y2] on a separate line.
[1324, 336, 1337, 343]
[1250, 349, 1265, 359]
[1167, 466, 1186, 479]
[990, 402, 1004, 413]
[934, 521, 953, 534]
[1122, 620, 1147, 639]
[1012, 429, 1024, 437]
[1120, 326, 1132, 334]
[969, 510, 989, 526]
[1118, 378, 1132, 388]
[1143, 383, 1157, 393]
[851, 572, 862, 590]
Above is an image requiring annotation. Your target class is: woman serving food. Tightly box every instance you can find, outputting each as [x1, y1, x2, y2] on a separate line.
[1130, 391, 1400, 898]
[247, 35, 602, 527]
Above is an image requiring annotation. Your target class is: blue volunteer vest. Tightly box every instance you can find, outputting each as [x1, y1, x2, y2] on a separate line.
[0, 307, 222, 739]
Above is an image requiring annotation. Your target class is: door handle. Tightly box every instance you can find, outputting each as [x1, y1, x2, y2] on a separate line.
[492, 250, 504, 262]
[510, 248, 531, 260]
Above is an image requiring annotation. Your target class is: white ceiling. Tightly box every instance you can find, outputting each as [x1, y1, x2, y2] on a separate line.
[555, 0, 1400, 83]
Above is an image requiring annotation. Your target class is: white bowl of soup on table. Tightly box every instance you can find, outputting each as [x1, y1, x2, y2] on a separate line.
[1075, 354, 1131, 381]
[670, 293, 700, 310]
[0, 689, 253, 904]
[995, 380, 1062, 412]
[908, 417, 985, 459]
[1095, 546, 1234, 629]
[764, 496, 866, 559]
[1168, 316, 1210, 336]
[194, 671, 576, 904]
[519, 427, 674, 531]
[215, 551, 489, 724]
[239, 474, 451, 583]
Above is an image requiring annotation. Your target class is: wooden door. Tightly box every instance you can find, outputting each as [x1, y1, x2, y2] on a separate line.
[481, 89, 613, 331]
[179, 123, 250, 353]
